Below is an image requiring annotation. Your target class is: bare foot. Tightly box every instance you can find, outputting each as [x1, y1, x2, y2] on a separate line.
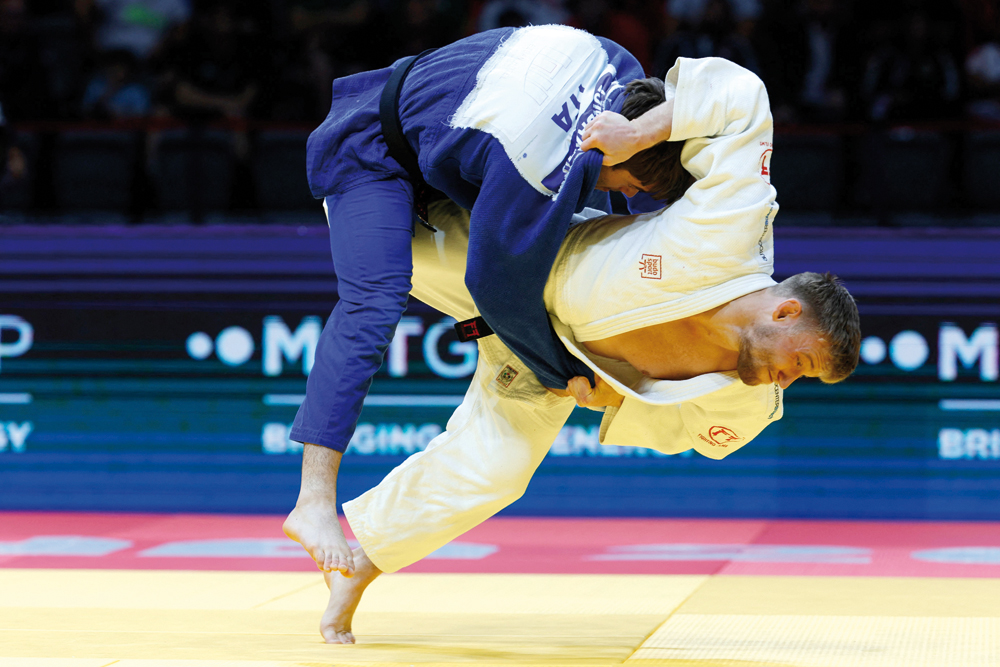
[320, 546, 382, 644]
[285, 444, 355, 575]
[284, 501, 355, 576]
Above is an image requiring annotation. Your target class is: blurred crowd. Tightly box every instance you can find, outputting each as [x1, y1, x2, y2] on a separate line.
[3, 0, 1000, 216]
[1, 0, 999, 127]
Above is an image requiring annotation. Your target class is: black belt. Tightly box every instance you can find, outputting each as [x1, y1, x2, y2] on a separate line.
[381, 51, 494, 342]
[454, 315, 494, 342]
[379, 50, 441, 233]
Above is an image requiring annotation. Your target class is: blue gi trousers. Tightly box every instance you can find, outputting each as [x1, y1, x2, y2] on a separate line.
[289, 179, 415, 452]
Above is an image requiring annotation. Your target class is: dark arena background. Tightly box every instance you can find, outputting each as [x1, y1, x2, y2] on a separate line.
[2, 1, 1000, 666]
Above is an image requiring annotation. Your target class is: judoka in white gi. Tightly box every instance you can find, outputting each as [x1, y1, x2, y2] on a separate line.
[317, 57, 861, 643]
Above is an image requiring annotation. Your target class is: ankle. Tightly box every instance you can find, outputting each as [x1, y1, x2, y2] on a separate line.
[294, 494, 337, 509]
[353, 548, 382, 578]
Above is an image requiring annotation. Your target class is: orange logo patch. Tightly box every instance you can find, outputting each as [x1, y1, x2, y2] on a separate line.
[709, 426, 742, 445]
[639, 254, 661, 280]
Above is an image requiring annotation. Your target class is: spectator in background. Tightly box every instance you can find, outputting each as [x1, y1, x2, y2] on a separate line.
[653, 0, 759, 77]
[477, 0, 568, 31]
[958, 0, 1000, 120]
[665, 0, 759, 38]
[0, 99, 28, 211]
[167, 1, 260, 120]
[958, 0, 1000, 55]
[861, 8, 961, 122]
[965, 41, 1000, 120]
[755, 0, 857, 123]
[76, 0, 190, 63]
[384, 0, 466, 63]
[570, 0, 659, 74]
[287, 0, 380, 74]
[0, 0, 57, 119]
[81, 49, 152, 118]
[266, 29, 329, 121]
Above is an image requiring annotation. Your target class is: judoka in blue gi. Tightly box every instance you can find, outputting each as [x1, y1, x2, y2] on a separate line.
[283, 25, 692, 578]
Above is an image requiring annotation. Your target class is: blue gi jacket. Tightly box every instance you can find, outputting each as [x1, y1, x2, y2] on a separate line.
[305, 26, 649, 394]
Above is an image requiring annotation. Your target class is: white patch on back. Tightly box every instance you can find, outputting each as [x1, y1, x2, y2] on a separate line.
[451, 25, 620, 198]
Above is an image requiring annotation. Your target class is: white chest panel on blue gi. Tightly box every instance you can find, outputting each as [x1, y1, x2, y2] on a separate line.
[450, 25, 622, 198]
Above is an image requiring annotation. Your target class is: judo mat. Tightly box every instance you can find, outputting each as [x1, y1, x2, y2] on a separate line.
[1, 512, 999, 667]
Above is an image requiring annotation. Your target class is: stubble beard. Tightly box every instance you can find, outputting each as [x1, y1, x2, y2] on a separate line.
[737, 326, 775, 386]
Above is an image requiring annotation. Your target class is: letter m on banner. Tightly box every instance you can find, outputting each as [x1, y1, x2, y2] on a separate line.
[263, 316, 322, 377]
[939, 324, 999, 381]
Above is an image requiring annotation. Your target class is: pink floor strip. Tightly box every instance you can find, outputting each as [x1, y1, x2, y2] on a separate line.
[1, 512, 999, 577]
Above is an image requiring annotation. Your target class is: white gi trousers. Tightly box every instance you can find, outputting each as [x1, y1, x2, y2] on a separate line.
[342, 200, 578, 574]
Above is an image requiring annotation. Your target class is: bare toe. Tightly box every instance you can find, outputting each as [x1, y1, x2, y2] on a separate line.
[331, 631, 355, 644]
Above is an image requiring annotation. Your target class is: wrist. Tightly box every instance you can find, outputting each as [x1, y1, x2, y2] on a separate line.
[632, 119, 659, 151]
[631, 98, 674, 151]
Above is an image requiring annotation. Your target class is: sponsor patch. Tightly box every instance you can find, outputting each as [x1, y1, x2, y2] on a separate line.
[639, 254, 662, 280]
[706, 425, 742, 447]
[759, 148, 772, 183]
[496, 364, 519, 388]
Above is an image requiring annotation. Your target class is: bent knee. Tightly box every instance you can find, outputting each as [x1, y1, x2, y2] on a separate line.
[477, 461, 535, 505]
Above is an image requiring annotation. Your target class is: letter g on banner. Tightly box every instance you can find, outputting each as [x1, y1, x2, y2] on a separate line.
[424, 317, 477, 378]
[0, 316, 33, 373]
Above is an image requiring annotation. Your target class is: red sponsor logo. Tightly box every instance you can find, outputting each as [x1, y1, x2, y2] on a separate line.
[759, 149, 772, 183]
[639, 254, 661, 280]
[709, 425, 742, 445]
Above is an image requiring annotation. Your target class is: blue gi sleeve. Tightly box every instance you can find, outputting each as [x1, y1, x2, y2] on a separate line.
[465, 144, 601, 390]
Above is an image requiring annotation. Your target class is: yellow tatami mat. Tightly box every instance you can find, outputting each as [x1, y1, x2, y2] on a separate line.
[1, 569, 998, 667]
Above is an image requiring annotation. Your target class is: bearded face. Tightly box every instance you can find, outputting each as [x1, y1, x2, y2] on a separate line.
[737, 325, 777, 386]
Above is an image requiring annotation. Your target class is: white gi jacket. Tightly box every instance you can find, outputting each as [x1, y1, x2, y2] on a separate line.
[540, 57, 785, 459]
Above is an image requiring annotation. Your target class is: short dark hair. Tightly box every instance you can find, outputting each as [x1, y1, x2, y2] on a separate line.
[617, 77, 693, 205]
[776, 272, 861, 383]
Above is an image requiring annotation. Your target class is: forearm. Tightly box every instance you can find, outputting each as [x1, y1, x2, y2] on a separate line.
[580, 98, 674, 166]
[630, 98, 674, 148]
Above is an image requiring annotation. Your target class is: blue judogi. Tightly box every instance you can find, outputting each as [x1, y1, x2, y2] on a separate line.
[293, 26, 654, 451]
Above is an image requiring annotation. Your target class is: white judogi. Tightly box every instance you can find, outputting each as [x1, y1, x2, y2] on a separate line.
[343, 57, 784, 574]
[545, 55, 783, 454]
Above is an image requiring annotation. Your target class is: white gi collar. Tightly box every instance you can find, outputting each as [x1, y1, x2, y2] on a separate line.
[551, 316, 743, 406]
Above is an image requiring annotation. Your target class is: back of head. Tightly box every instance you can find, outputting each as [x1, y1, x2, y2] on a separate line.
[777, 272, 861, 383]
[618, 78, 693, 205]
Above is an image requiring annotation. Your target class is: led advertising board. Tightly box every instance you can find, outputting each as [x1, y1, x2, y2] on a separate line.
[1, 226, 998, 518]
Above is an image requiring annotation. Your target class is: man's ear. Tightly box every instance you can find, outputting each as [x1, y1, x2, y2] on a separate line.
[772, 298, 803, 323]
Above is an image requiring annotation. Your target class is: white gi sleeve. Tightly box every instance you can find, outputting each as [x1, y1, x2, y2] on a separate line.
[666, 56, 775, 236]
[599, 381, 783, 460]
